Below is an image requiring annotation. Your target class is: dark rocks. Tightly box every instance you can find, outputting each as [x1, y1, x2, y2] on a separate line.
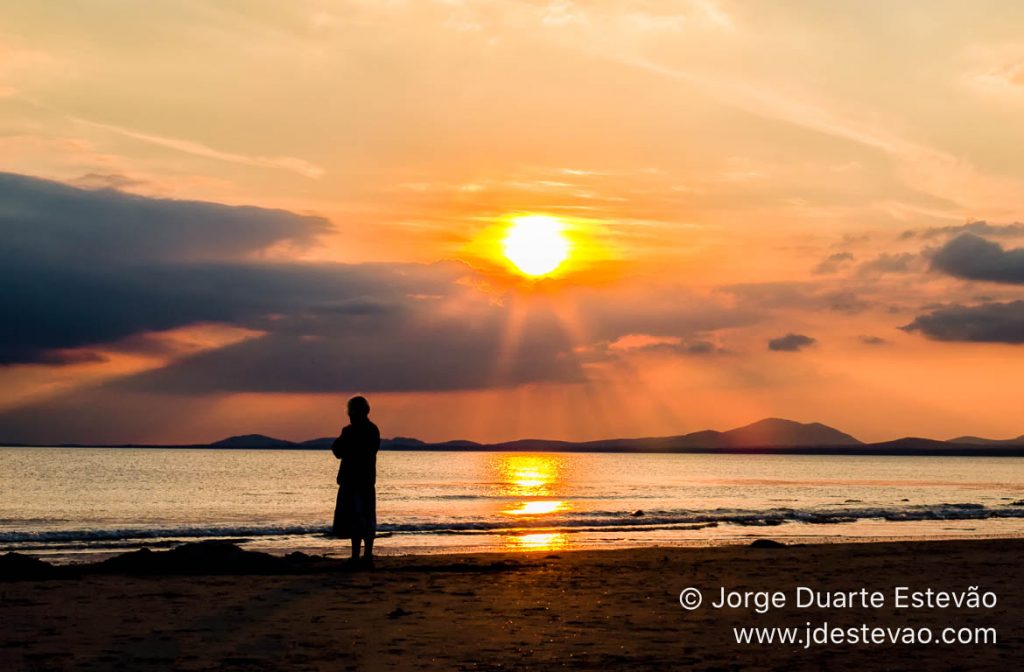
[94, 540, 311, 575]
[0, 552, 65, 581]
[749, 539, 786, 549]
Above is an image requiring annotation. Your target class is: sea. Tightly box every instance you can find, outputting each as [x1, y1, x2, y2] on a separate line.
[2, 447, 1023, 563]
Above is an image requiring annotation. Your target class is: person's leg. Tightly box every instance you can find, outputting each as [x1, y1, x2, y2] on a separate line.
[363, 487, 376, 565]
[350, 538, 360, 560]
[332, 487, 345, 538]
[358, 536, 375, 570]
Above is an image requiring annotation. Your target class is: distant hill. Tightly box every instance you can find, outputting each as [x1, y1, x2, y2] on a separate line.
[299, 436, 485, 450]
[115, 420, 1024, 456]
[12, 418, 1024, 455]
[484, 418, 863, 452]
[299, 437, 334, 449]
[195, 426, 1024, 455]
[210, 434, 296, 449]
[207, 419, 859, 453]
[705, 418, 862, 448]
[949, 434, 1024, 446]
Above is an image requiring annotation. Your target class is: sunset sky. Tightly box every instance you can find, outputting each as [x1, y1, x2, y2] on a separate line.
[2, 0, 1024, 445]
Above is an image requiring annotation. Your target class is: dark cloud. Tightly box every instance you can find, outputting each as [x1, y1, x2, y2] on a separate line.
[0, 171, 329, 266]
[859, 335, 888, 346]
[900, 220, 1024, 240]
[767, 333, 816, 352]
[646, 339, 728, 356]
[813, 252, 854, 274]
[821, 290, 870, 314]
[930, 234, 1024, 284]
[600, 338, 725, 358]
[0, 256, 467, 365]
[901, 301, 1024, 343]
[681, 340, 718, 355]
[116, 299, 582, 394]
[0, 171, 428, 366]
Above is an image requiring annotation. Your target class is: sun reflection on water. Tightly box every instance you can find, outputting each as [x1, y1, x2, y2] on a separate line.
[503, 500, 567, 515]
[493, 454, 566, 496]
[492, 455, 573, 551]
[504, 532, 569, 551]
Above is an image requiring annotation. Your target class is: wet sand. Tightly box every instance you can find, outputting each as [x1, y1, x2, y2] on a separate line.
[1, 539, 1021, 671]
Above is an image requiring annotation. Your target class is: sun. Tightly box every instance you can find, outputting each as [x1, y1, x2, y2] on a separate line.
[502, 215, 571, 277]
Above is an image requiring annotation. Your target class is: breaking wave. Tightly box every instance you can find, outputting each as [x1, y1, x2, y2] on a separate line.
[2, 503, 1022, 547]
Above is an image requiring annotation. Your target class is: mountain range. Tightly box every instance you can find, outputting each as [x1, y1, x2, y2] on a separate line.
[949, 434, 1024, 446]
[203, 418, 1024, 456]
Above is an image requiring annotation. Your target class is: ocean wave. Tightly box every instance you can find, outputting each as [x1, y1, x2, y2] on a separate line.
[377, 503, 1024, 533]
[1, 503, 1021, 546]
[0, 524, 328, 544]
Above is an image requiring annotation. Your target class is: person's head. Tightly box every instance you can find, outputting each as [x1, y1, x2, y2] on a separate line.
[347, 395, 370, 422]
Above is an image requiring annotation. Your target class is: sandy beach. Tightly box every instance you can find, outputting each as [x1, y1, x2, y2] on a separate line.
[1, 538, 1020, 671]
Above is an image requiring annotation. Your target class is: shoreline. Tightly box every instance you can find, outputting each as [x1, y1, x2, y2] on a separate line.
[9, 525, 1024, 566]
[5, 531, 1024, 570]
[2, 537, 1020, 670]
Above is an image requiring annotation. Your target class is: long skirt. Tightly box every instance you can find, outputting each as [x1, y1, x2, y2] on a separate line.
[332, 484, 376, 540]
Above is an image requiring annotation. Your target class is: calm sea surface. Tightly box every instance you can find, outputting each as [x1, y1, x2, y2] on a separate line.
[2, 448, 1024, 562]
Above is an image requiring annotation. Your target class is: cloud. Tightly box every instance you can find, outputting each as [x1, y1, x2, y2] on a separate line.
[613, 51, 1024, 216]
[966, 51, 1024, 101]
[813, 252, 854, 274]
[930, 233, 1024, 284]
[902, 301, 1024, 343]
[900, 220, 1024, 240]
[0, 171, 328, 266]
[0, 256, 484, 369]
[821, 290, 870, 314]
[577, 287, 757, 343]
[70, 172, 147, 191]
[858, 252, 916, 276]
[767, 333, 816, 352]
[70, 115, 325, 179]
[859, 335, 888, 346]
[603, 334, 724, 357]
[0, 172, 338, 365]
[114, 295, 583, 394]
[681, 340, 719, 355]
[725, 282, 869, 314]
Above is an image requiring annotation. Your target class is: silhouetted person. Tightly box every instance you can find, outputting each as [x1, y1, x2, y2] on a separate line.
[331, 395, 380, 570]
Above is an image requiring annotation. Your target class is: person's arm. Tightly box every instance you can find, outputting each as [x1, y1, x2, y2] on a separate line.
[331, 426, 347, 459]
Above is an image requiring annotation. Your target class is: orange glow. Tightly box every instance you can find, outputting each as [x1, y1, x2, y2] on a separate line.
[493, 454, 566, 496]
[503, 500, 567, 516]
[504, 532, 570, 551]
